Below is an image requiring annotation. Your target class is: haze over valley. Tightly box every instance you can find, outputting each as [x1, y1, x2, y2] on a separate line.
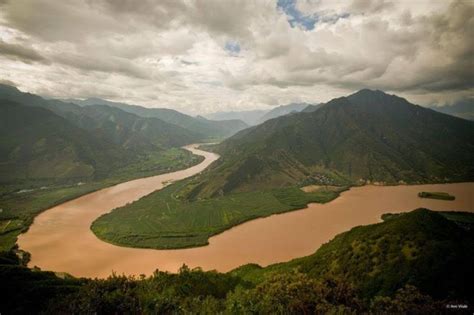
[1, 0, 473, 313]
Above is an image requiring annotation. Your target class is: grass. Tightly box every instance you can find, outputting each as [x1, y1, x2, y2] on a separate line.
[91, 182, 347, 249]
[0, 148, 203, 251]
[418, 191, 455, 200]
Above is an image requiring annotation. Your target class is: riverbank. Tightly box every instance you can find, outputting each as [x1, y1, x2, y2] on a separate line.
[4, 208, 473, 314]
[0, 147, 203, 251]
[91, 183, 346, 249]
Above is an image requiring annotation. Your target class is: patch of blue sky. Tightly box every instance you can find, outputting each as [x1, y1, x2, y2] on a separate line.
[224, 40, 241, 55]
[277, 0, 349, 30]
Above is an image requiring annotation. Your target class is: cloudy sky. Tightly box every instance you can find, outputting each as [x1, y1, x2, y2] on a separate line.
[0, 0, 472, 114]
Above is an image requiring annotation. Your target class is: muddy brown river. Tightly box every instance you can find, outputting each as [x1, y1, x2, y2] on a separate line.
[18, 145, 474, 278]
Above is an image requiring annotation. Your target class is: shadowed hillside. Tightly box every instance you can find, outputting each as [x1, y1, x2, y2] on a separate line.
[185, 90, 474, 198]
[233, 209, 474, 301]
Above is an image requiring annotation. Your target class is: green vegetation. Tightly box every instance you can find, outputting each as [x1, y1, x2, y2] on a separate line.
[0, 85, 202, 185]
[234, 209, 474, 301]
[0, 148, 203, 251]
[184, 89, 474, 199]
[1, 209, 471, 313]
[418, 191, 455, 200]
[0, 83, 218, 251]
[92, 183, 346, 249]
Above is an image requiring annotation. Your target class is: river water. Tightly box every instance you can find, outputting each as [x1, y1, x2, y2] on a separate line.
[18, 145, 474, 278]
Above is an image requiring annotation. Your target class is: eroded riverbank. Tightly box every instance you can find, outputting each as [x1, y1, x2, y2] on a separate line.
[18, 145, 473, 278]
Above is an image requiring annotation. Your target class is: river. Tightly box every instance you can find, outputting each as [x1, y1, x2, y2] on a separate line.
[18, 145, 474, 278]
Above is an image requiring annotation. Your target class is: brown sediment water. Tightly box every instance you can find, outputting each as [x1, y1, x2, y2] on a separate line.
[18, 145, 474, 278]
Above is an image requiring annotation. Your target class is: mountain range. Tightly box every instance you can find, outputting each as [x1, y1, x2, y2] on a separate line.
[184, 89, 474, 198]
[205, 102, 313, 125]
[0, 84, 244, 187]
[68, 97, 248, 139]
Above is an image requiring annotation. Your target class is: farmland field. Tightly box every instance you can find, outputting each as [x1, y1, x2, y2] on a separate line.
[91, 182, 346, 249]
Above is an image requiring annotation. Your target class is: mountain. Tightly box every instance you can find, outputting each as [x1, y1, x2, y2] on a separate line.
[69, 97, 248, 139]
[76, 105, 200, 150]
[184, 89, 474, 198]
[0, 84, 201, 186]
[205, 103, 314, 126]
[0, 84, 200, 149]
[431, 99, 474, 121]
[257, 102, 313, 123]
[302, 103, 324, 112]
[205, 109, 268, 125]
[0, 100, 131, 185]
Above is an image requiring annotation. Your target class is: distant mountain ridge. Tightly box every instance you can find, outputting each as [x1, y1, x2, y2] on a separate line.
[206, 102, 314, 125]
[205, 109, 268, 125]
[69, 97, 248, 139]
[184, 89, 474, 198]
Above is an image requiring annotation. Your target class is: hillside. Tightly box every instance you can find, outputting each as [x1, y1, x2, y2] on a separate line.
[0, 84, 199, 150]
[3, 209, 472, 313]
[0, 100, 131, 185]
[77, 105, 199, 150]
[71, 97, 248, 139]
[185, 89, 474, 198]
[431, 99, 474, 121]
[235, 209, 474, 301]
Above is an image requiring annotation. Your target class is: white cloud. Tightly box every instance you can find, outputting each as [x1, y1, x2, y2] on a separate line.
[0, 0, 472, 114]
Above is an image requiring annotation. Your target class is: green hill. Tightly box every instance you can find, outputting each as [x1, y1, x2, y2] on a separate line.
[186, 89, 474, 198]
[77, 105, 200, 150]
[71, 97, 249, 140]
[0, 100, 131, 185]
[2, 209, 472, 313]
[0, 84, 200, 152]
[233, 209, 474, 301]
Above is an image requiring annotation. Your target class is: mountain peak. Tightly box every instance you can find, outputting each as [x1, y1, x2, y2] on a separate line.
[345, 88, 411, 108]
[0, 83, 21, 93]
[350, 88, 388, 98]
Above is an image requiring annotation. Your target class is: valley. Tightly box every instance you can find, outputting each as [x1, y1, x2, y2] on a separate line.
[18, 142, 473, 277]
[2, 1, 473, 312]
